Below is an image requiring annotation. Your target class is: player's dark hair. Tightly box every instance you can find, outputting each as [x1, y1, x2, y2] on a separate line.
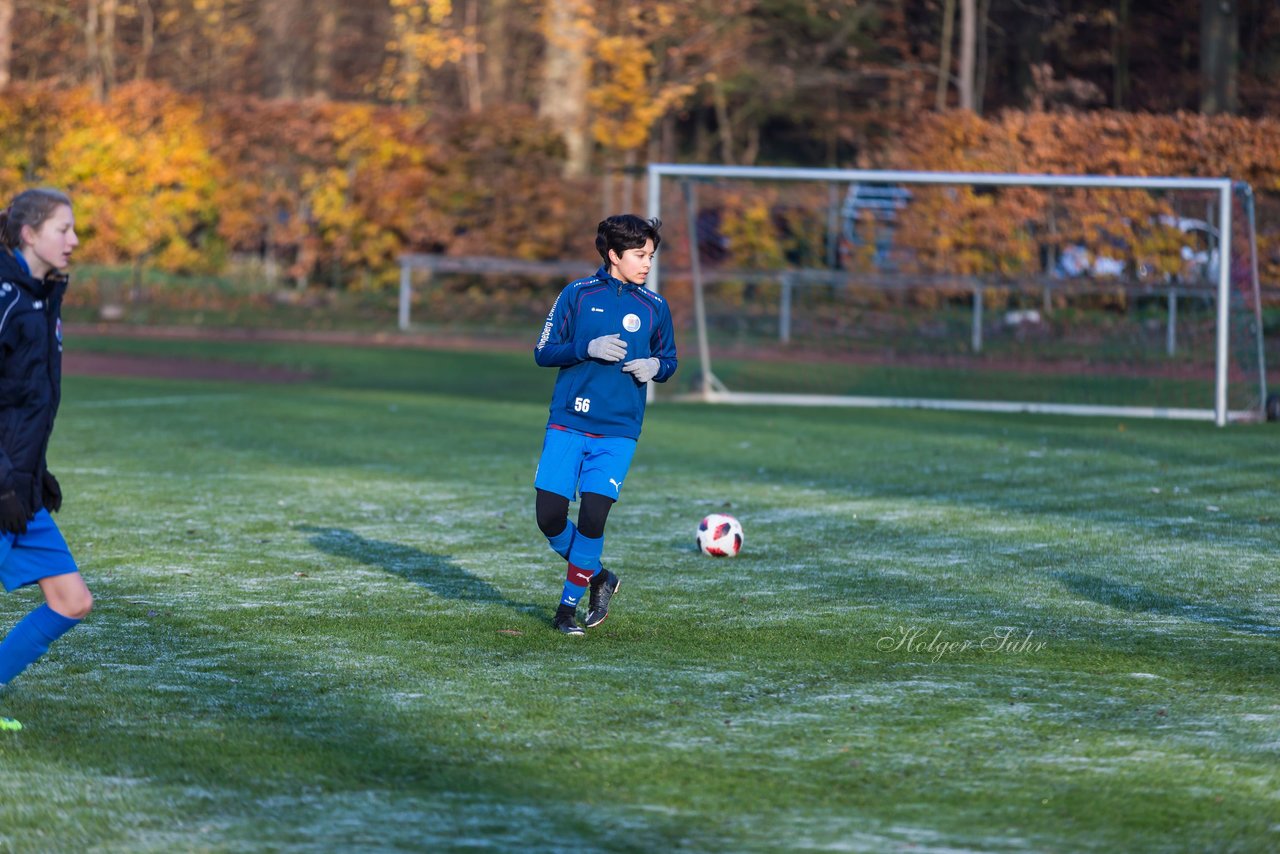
[596, 214, 661, 264]
[0, 188, 72, 250]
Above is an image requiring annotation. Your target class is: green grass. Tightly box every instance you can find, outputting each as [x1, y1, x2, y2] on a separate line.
[702, 355, 1222, 408]
[1, 335, 1278, 852]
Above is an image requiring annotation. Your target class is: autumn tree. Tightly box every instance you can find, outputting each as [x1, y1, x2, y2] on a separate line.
[3, 1, 1277, 120]
[380, 0, 465, 105]
[159, 0, 259, 96]
[690, 0, 905, 166]
[43, 82, 222, 287]
[0, 83, 68, 189]
[587, 2, 759, 208]
[479, 0, 543, 111]
[208, 93, 587, 289]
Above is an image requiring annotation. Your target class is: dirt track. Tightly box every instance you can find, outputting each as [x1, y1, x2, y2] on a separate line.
[61, 322, 528, 383]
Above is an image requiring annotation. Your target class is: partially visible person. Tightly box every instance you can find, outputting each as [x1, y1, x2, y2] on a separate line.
[532, 215, 678, 635]
[0, 188, 91, 732]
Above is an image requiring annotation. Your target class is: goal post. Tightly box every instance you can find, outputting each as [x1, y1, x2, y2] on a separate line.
[645, 164, 1267, 427]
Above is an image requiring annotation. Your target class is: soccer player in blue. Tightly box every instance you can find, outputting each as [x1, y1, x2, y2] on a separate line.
[533, 215, 677, 635]
[0, 189, 91, 732]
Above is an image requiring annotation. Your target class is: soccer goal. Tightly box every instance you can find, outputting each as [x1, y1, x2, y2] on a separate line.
[645, 164, 1269, 426]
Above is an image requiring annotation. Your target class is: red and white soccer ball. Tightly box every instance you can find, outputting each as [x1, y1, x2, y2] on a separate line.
[697, 513, 744, 557]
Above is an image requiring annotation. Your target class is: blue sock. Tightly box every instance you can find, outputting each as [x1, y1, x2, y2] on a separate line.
[0, 604, 81, 686]
[547, 519, 577, 560]
[559, 533, 604, 609]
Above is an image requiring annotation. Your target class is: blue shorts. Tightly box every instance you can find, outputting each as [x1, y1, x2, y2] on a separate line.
[0, 509, 79, 592]
[534, 427, 637, 502]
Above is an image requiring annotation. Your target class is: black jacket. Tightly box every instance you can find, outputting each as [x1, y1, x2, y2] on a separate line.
[0, 249, 66, 516]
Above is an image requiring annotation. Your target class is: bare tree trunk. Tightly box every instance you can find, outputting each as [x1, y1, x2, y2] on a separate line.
[134, 0, 153, 80]
[1110, 0, 1129, 107]
[539, 0, 591, 178]
[86, 0, 102, 99]
[263, 0, 305, 99]
[974, 0, 991, 114]
[400, 29, 422, 105]
[935, 0, 955, 110]
[958, 0, 975, 111]
[742, 124, 760, 166]
[693, 112, 712, 162]
[314, 0, 337, 99]
[84, 0, 119, 98]
[711, 75, 735, 164]
[460, 0, 482, 112]
[660, 113, 676, 163]
[206, 9, 223, 95]
[0, 0, 12, 91]
[101, 0, 117, 93]
[482, 0, 511, 107]
[1200, 0, 1238, 114]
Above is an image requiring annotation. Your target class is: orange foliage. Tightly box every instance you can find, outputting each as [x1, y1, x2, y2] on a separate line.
[381, 0, 469, 104]
[881, 111, 1280, 284]
[209, 96, 593, 289]
[0, 85, 65, 193]
[43, 82, 223, 273]
[1, 81, 1277, 293]
[586, 4, 708, 155]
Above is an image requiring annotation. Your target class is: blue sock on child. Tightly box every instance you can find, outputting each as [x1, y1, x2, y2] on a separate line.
[546, 519, 577, 560]
[0, 604, 81, 685]
[559, 532, 604, 609]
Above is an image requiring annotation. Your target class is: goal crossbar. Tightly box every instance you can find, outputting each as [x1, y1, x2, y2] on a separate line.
[646, 164, 1258, 426]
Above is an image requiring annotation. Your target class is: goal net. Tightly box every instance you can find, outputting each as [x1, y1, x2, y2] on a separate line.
[645, 165, 1269, 426]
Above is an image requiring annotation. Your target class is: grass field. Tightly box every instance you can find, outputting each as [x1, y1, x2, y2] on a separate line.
[1, 335, 1278, 852]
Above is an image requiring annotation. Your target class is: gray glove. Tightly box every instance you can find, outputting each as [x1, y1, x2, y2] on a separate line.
[622, 357, 660, 384]
[587, 334, 627, 363]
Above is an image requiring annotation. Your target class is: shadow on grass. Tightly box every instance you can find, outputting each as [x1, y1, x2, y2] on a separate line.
[1054, 570, 1278, 637]
[298, 525, 544, 617]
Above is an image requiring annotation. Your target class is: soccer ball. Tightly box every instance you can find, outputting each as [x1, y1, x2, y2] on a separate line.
[696, 513, 744, 557]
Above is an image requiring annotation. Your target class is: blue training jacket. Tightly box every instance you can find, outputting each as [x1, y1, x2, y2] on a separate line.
[535, 266, 678, 439]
